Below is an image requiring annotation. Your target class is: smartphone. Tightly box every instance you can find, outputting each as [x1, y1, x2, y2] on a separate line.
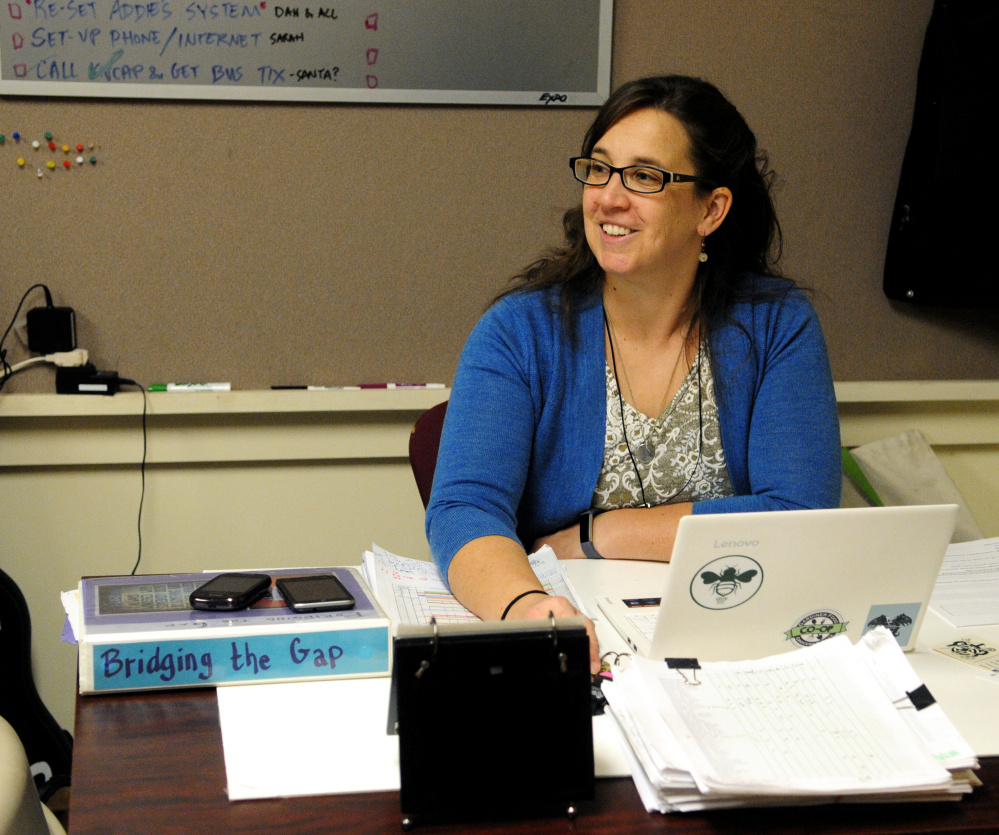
[276, 574, 355, 612]
[189, 573, 272, 612]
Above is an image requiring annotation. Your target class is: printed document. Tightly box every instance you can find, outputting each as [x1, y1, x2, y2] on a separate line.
[931, 537, 999, 627]
[603, 628, 977, 812]
[360, 544, 578, 626]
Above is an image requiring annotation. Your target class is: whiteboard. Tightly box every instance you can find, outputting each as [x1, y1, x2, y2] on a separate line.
[0, 0, 613, 105]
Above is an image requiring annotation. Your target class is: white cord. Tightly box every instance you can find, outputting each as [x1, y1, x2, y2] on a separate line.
[0, 349, 89, 383]
[7, 356, 48, 373]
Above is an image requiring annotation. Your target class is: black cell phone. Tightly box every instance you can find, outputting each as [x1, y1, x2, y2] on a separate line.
[276, 574, 355, 612]
[189, 573, 272, 612]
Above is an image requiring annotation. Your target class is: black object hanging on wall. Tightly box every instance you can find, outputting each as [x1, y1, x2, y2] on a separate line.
[884, 0, 999, 306]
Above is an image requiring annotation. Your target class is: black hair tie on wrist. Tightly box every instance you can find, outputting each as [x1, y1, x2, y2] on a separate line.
[501, 589, 549, 620]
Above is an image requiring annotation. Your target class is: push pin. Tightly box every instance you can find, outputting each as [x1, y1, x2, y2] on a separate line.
[0, 134, 5, 145]
[76, 155, 84, 165]
[44, 131, 53, 140]
[62, 144, 70, 153]
[76, 143, 84, 152]
[17, 157, 26, 167]
[32, 139, 40, 149]
[63, 159, 71, 168]
[89, 156, 98, 165]
[46, 160, 56, 169]
[13, 132, 21, 141]
[48, 141, 56, 150]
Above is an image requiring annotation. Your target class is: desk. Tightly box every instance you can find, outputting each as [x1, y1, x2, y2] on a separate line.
[68, 686, 999, 834]
[69, 560, 999, 834]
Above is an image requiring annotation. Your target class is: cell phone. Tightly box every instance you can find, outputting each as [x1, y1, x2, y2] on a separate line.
[276, 574, 355, 612]
[189, 573, 272, 612]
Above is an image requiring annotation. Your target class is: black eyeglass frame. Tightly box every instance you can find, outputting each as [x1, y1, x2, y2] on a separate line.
[569, 156, 716, 194]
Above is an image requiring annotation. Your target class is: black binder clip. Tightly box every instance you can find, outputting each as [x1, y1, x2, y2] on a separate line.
[665, 657, 702, 685]
[391, 617, 595, 829]
[904, 683, 936, 711]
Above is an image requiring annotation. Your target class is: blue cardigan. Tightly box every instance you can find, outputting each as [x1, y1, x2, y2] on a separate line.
[426, 276, 842, 580]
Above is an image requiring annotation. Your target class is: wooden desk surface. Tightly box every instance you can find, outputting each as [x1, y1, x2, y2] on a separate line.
[69, 686, 998, 835]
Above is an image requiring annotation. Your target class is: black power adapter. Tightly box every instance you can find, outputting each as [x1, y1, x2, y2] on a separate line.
[27, 306, 77, 354]
[56, 363, 121, 395]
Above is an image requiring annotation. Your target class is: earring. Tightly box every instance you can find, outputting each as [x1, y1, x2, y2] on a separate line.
[698, 238, 708, 263]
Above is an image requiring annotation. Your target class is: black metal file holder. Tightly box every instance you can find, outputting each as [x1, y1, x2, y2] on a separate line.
[390, 616, 595, 829]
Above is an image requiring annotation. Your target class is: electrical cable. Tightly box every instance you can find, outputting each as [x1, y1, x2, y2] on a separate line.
[4, 356, 47, 374]
[3, 286, 148, 574]
[0, 283, 53, 393]
[116, 379, 148, 575]
[0, 350, 90, 389]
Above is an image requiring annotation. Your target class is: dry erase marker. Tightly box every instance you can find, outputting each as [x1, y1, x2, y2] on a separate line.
[150, 383, 231, 392]
[271, 385, 361, 390]
[358, 383, 446, 389]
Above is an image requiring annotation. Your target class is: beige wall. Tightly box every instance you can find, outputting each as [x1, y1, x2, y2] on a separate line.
[1, 389, 443, 734]
[3, 383, 999, 734]
[1, 0, 996, 394]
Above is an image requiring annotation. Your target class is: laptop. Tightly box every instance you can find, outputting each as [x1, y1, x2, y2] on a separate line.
[596, 504, 958, 662]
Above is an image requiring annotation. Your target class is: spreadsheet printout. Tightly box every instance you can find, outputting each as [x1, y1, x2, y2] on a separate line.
[635, 634, 953, 795]
[361, 544, 578, 626]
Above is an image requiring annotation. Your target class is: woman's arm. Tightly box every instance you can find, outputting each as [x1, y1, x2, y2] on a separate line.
[533, 502, 693, 562]
[535, 288, 841, 561]
[448, 535, 601, 672]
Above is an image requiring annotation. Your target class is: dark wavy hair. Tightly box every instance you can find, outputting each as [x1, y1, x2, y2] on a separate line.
[494, 75, 788, 331]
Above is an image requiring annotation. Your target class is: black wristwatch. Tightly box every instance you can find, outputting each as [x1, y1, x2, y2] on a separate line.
[579, 509, 604, 560]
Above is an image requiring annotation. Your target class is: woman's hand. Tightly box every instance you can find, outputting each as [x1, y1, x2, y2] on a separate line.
[505, 591, 600, 674]
[447, 535, 601, 673]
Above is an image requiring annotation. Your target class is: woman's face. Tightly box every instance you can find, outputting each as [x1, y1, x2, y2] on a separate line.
[582, 107, 712, 287]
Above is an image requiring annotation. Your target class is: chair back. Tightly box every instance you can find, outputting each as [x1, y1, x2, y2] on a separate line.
[0, 716, 66, 835]
[409, 401, 448, 509]
[0, 569, 73, 803]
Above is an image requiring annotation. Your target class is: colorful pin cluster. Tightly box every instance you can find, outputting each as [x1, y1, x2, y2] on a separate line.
[1, 130, 99, 179]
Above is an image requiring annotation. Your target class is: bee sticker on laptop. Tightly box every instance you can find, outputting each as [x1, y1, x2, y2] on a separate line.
[690, 556, 763, 610]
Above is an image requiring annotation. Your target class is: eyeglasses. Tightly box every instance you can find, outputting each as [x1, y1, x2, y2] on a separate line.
[569, 157, 714, 194]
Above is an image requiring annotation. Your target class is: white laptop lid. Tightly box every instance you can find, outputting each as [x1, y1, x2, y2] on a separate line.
[598, 504, 958, 662]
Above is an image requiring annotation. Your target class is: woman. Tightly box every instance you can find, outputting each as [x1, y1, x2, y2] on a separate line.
[425, 75, 841, 669]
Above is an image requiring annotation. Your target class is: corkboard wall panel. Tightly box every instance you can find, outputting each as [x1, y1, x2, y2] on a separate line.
[1, 101, 591, 389]
[2, 0, 997, 393]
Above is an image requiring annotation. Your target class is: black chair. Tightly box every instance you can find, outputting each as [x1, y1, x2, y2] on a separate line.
[0, 568, 73, 803]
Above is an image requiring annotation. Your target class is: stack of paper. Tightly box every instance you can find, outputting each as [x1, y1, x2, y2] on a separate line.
[359, 544, 580, 626]
[603, 628, 979, 813]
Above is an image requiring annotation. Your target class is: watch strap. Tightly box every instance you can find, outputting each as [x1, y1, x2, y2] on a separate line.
[579, 509, 604, 560]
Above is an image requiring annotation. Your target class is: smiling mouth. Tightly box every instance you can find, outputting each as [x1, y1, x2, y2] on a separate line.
[601, 223, 633, 237]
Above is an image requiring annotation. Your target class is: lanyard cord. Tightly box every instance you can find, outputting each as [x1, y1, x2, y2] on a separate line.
[602, 309, 704, 509]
